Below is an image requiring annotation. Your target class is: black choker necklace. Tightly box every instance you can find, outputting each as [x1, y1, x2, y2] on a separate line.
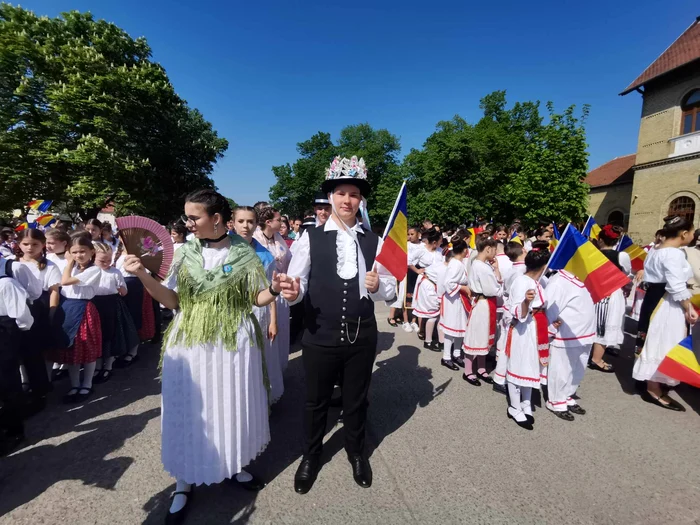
[200, 233, 229, 247]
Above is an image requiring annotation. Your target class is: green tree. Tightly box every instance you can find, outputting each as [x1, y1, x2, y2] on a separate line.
[0, 6, 228, 221]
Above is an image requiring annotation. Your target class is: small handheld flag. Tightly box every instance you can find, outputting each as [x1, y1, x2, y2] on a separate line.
[582, 216, 601, 240]
[375, 182, 408, 281]
[510, 230, 523, 245]
[552, 222, 560, 240]
[657, 335, 700, 388]
[35, 214, 56, 226]
[27, 200, 53, 212]
[547, 224, 630, 302]
[616, 234, 646, 272]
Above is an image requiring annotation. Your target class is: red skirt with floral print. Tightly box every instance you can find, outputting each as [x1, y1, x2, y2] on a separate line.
[47, 302, 102, 365]
[137, 290, 155, 341]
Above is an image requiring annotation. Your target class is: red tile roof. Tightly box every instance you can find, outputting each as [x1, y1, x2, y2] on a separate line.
[586, 154, 636, 188]
[621, 17, 700, 95]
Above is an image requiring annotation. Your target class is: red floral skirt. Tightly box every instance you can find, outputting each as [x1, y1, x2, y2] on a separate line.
[137, 290, 155, 341]
[47, 302, 102, 365]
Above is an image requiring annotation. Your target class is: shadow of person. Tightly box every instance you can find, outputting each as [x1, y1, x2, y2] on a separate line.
[0, 408, 160, 516]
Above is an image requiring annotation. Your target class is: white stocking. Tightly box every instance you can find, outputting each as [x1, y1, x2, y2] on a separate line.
[169, 479, 192, 514]
[521, 386, 532, 416]
[235, 469, 252, 483]
[442, 337, 453, 361]
[507, 383, 527, 423]
[425, 318, 437, 343]
[81, 362, 96, 390]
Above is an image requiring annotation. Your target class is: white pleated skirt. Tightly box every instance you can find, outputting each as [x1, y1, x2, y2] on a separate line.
[413, 276, 439, 319]
[506, 321, 544, 388]
[594, 288, 625, 347]
[463, 299, 492, 356]
[161, 316, 270, 486]
[632, 297, 684, 386]
[439, 293, 467, 338]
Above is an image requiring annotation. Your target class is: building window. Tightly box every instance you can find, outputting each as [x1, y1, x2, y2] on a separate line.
[607, 210, 624, 226]
[667, 196, 695, 225]
[681, 89, 700, 135]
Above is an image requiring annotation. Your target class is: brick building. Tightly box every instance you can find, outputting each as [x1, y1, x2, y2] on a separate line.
[587, 16, 700, 243]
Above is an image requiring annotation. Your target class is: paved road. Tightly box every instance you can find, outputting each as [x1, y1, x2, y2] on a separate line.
[1, 305, 700, 525]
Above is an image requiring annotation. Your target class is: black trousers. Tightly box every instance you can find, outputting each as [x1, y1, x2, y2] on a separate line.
[0, 319, 23, 436]
[302, 341, 377, 457]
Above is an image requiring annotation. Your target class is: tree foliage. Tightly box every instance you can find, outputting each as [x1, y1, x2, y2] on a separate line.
[0, 5, 228, 221]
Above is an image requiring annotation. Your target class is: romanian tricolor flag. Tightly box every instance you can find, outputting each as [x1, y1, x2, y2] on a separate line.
[548, 224, 630, 303]
[510, 230, 522, 245]
[582, 215, 601, 240]
[35, 214, 56, 226]
[14, 222, 29, 232]
[27, 200, 53, 212]
[549, 221, 560, 252]
[657, 335, 700, 388]
[616, 234, 646, 273]
[375, 182, 408, 281]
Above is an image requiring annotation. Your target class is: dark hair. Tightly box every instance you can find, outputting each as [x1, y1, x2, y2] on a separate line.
[86, 218, 103, 229]
[54, 219, 70, 232]
[597, 224, 624, 248]
[17, 229, 48, 271]
[483, 224, 495, 235]
[476, 233, 497, 252]
[281, 216, 290, 229]
[186, 189, 233, 222]
[257, 206, 280, 228]
[303, 209, 314, 218]
[423, 228, 441, 245]
[660, 215, 693, 239]
[534, 226, 551, 239]
[690, 229, 700, 248]
[253, 201, 269, 210]
[505, 241, 525, 261]
[525, 241, 551, 271]
[46, 229, 71, 248]
[510, 223, 523, 235]
[494, 225, 508, 235]
[234, 206, 257, 222]
[408, 224, 421, 233]
[450, 229, 469, 255]
[169, 220, 188, 239]
[69, 232, 96, 268]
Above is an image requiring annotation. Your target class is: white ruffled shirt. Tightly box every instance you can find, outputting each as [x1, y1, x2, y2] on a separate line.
[287, 219, 396, 306]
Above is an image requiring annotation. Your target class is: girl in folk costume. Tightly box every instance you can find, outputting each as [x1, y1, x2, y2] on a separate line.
[589, 224, 632, 371]
[633, 216, 696, 411]
[91, 243, 140, 384]
[388, 225, 423, 331]
[169, 220, 188, 253]
[122, 190, 296, 522]
[463, 235, 503, 386]
[237, 205, 285, 403]
[493, 240, 527, 391]
[85, 218, 103, 243]
[545, 270, 596, 420]
[438, 230, 471, 371]
[48, 234, 103, 403]
[253, 205, 293, 377]
[412, 228, 444, 337]
[16, 229, 60, 406]
[46, 229, 71, 273]
[503, 247, 551, 429]
[414, 246, 448, 352]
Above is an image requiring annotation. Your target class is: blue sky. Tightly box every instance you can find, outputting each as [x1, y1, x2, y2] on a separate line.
[17, 0, 700, 205]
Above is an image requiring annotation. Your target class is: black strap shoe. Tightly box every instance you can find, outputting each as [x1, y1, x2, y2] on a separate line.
[348, 454, 372, 488]
[164, 487, 194, 525]
[568, 404, 586, 415]
[451, 356, 465, 368]
[294, 456, 320, 494]
[441, 359, 459, 371]
[462, 373, 481, 386]
[232, 473, 266, 492]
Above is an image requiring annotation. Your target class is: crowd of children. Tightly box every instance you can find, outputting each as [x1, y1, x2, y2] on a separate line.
[387, 217, 698, 429]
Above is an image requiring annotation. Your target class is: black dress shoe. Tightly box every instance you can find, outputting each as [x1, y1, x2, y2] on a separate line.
[568, 404, 586, 415]
[643, 392, 686, 412]
[348, 454, 372, 488]
[423, 341, 435, 351]
[477, 372, 493, 384]
[451, 356, 465, 368]
[233, 473, 266, 491]
[492, 383, 507, 395]
[164, 487, 194, 525]
[507, 409, 533, 430]
[294, 456, 320, 494]
[550, 409, 575, 421]
[430, 341, 443, 352]
[462, 374, 481, 386]
[441, 359, 459, 371]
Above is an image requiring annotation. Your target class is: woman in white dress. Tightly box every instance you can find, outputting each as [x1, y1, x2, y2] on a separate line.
[632, 216, 696, 411]
[412, 228, 444, 340]
[503, 247, 550, 429]
[122, 190, 296, 523]
[437, 230, 471, 371]
[589, 224, 632, 371]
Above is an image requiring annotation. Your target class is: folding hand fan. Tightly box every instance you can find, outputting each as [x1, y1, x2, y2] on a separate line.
[115, 216, 174, 279]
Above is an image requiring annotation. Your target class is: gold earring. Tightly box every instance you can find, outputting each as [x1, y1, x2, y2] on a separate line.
[214, 223, 219, 234]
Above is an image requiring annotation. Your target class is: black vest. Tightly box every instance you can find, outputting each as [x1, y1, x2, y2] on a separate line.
[302, 225, 379, 348]
[601, 249, 623, 272]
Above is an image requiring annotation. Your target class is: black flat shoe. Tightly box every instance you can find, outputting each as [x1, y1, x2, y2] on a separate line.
[507, 409, 533, 430]
[93, 369, 113, 384]
[441, 359, 459, 371]
[462, 374, 481, 386]
[568, 404, 586, 415]
[643, 392, 686, 412]
[430, 341, 443, 352]
[165, 487, 194, 525]
[417, 332, 426, 341]
[76, 387, 93, 403]
[348, 454, 372, 488]
[294, 456, 320, 494]
[114, 354, 140, 369]
[423, 342, 435, 351]
[588, 360, 614, 373]
[451, 356, 465, 368]
[477, 372, 493, 384]
[492, 383, 507, 395]
[233, 473, 266, 492]
[550, 409, 575, 421]
[62, 387, 80, 404]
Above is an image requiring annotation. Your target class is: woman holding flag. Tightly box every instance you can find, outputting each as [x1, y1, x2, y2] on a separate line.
[632, 216, 696, 411]
[283, 156, 396, 495]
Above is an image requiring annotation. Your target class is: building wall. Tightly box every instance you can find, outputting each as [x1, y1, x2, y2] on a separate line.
[636, 67, 700, 164]
[627, 156, 700, 243]
[588, 183, 632, 226]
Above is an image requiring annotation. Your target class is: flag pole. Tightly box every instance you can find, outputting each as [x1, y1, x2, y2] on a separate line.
[374, 180, 407, 274]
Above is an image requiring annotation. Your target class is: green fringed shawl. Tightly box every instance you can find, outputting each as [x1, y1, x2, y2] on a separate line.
[163, 235, 268, 355]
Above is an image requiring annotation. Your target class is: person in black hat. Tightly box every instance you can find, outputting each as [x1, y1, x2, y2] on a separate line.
[280, 155, 396, 494]
[313, 191, 332, 227]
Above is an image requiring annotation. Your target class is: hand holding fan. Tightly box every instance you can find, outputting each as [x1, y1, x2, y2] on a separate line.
[115, 216, 174, 279]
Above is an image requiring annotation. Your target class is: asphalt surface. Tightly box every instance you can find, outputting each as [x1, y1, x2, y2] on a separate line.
[1, 305, 700, 525]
